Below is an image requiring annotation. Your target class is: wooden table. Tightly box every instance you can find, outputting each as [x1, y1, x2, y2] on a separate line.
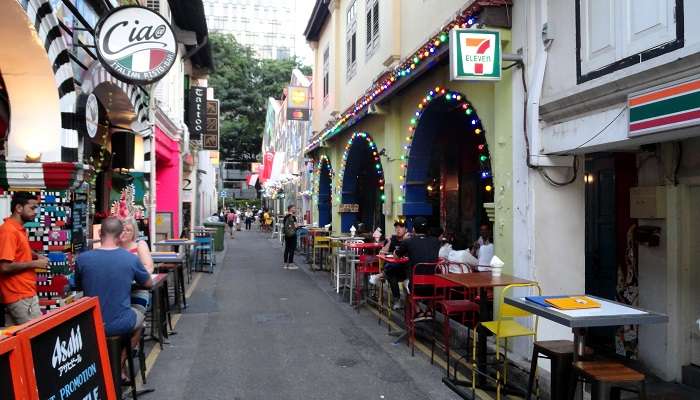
[436, 272, 534, 398]
[152, 252, 187, 311]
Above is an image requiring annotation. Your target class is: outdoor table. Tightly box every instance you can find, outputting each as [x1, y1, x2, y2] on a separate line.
[146, 273, 170, 349]
[152, 251, 187, 312]
[155, 239, 196, 283]
[328, 237, 359, 292]
[504, 295, 669, 361]
[436, 272, 534, 398]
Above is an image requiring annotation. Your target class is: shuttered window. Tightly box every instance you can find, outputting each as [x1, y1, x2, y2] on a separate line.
[346, 1, 358, 80]
[323, 46, 330, 100]
[365, 0, 380, 58]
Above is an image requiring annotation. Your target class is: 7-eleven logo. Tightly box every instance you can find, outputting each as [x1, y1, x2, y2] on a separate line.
[451, 30, 501, 80]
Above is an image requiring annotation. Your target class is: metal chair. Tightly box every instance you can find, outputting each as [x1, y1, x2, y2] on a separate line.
[194, 234, 215, 273]
[353, 254, 380, 311]
[312, 236, 331, 271]
[406, 261, 444, 356]
[472, 283, 541, 400]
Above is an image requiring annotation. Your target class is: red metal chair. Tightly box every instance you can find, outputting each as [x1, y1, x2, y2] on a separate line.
[406, 261, 445, 356]
[432, 262, 480, 376]
[354, 254, 380, 311]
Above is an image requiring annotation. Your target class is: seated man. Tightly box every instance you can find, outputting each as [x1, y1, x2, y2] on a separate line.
[375, 221, 409, 310]
[76, 217, 152, 378]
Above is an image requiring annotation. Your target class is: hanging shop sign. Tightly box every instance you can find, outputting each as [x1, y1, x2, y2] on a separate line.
[188, 86, 207, 141]
[95, 5, 177, 85]
[203, 100, 220, 150]
[449, 29, 501, 81]
[79, 93, 101, 139]
[286, 86, 310, 121]
[628, 76, 700, 137]
[14, 297, 116, 400]
[339, 204, 360, 213]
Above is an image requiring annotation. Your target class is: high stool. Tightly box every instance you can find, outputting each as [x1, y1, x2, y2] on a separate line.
[194, 235, 215, 273]
[570, 361, 646, 400]
[106, 330, 153, 399]
[526, 340, 577, 400]
[353, 254, 380, 311]
[312, 236, 331, 271]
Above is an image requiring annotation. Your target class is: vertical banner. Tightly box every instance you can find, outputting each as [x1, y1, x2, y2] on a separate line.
[261, 152, 274, 182]
[203, 99, 220, 150]
[188, 86, 206, 140]
[286, 86, 310, 121]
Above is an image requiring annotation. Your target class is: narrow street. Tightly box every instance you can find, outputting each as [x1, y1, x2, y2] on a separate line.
[145, 229, 458, 400]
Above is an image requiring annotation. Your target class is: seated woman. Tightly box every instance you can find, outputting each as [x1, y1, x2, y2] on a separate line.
[120, 217, 154, 314]
[446, 235, 478, 273]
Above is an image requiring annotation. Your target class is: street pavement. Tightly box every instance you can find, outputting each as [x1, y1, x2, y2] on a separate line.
[145, 229, 459, 400]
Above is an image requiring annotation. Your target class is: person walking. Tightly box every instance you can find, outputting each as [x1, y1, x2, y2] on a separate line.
[245, 209, 253, 230]
[0, 192, 49, 325]
[282, 205, 298, 270]
[226, 210, 236, 238]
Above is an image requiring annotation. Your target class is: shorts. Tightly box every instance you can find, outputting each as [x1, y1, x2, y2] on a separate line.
[5, 295, 42, 326]
[132, 307, 145, 332]
[130, 289, 151, 314]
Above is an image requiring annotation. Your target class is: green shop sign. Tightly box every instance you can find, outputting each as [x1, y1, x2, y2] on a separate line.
[450, 29, 501, 81]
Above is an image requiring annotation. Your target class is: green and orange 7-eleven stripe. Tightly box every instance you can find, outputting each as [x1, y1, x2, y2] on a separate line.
[629, 77, 700, 136]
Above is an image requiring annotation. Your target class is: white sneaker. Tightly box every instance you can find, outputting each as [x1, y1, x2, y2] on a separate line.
[287, 264, 299, 270]
[282, 264, 288, 269]
[369, 274, 381, 285]
[403, 279, 410, 294]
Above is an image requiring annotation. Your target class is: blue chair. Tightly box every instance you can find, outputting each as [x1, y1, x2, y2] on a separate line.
[194, 235, 215, 273]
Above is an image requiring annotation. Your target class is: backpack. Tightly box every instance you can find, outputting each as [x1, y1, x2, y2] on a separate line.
[283, 216, 296, 237]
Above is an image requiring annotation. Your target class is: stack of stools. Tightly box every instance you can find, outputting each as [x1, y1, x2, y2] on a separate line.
[194, 234, 215, 273]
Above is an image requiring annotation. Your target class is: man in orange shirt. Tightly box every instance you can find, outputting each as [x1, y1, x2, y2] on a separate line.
[0, 192, 48, 325]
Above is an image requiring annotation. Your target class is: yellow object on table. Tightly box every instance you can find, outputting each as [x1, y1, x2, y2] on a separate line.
[546, 296, 600, 310]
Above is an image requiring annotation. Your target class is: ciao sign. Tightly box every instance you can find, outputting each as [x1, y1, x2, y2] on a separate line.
[95, 6, 177, 85]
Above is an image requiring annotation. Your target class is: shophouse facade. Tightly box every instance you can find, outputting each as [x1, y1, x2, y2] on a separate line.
[510, 0, 700, 387]
[261, 70, 314, 220]
[304, 0, 514, 265]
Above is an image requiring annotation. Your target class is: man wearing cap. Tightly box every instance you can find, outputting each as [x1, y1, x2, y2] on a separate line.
[0, 192, 49, 325]
[395, 216, 441, 274]
[375, 220, 409, 310]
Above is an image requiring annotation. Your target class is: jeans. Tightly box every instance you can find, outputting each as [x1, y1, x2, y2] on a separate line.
[284, 235, 297, 263]
[384, 263, 407, 300]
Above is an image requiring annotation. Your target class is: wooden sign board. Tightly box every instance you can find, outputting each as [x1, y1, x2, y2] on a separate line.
[0, 335, 27, 399]
[338, 204, 359, 213]
[15, 297, 116, 400]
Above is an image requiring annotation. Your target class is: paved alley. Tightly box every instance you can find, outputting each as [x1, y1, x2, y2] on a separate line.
[144, 229, 459, 400]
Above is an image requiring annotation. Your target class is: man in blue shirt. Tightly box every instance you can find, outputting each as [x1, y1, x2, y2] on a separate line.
[76, 216, 152, 377]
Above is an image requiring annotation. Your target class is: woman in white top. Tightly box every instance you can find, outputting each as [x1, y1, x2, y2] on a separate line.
[446, 236, 478, 273]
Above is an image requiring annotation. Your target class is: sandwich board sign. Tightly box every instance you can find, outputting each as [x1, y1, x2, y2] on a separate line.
[450, 29, 502, 81]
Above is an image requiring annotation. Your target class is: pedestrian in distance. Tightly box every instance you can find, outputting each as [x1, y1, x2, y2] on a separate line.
[282, 205, 298, 270]
[245, 209, 253, 230]
[0, 192, 49, 326]
[226, 209, 235, 238]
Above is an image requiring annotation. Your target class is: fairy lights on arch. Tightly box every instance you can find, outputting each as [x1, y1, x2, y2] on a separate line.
[335, 132, 385, 204]
[312, 154, 334, 202]
[397, 86, 493, 204]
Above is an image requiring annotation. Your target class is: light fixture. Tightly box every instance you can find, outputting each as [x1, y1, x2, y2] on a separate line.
[25, 152, 41, 162]
[584, 173, 595, 184]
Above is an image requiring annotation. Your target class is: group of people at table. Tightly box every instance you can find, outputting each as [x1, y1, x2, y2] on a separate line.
[0, 192, 159, 386]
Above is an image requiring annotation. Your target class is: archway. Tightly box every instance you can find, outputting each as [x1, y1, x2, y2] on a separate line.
[337, 132, 385, 233]
[315, 155, 333, 227]
[400, 86, 493, 241]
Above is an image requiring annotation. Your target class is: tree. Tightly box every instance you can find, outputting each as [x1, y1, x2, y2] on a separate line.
[208, 33, 311, 162]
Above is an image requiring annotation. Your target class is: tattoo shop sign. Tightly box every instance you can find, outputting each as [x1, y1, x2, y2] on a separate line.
[95, 6, 177, 85]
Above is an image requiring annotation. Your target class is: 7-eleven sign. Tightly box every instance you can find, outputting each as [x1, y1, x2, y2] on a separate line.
[450, 29, 501, 81]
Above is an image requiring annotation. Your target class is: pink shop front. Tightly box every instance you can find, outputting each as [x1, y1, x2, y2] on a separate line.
[155, 125, 182, 240]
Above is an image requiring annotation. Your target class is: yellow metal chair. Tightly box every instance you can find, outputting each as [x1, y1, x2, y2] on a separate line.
[472, 283, 541, 400]
[312, 236, 331, 271]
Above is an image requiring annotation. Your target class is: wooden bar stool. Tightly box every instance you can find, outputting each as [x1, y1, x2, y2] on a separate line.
[526, 340, 577, 400]
[570, 361, 646, 400]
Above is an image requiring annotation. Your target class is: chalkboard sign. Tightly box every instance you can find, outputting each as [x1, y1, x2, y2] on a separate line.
[15, 297, 116, 400]
[0, 335, 27, 399]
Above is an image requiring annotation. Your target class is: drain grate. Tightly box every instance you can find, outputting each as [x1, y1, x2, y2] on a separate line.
[253, 312, 292, 324]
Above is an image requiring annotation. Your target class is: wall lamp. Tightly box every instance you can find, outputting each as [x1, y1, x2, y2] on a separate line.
[378, 148, 397, 162]
[25, 152, 41, 163]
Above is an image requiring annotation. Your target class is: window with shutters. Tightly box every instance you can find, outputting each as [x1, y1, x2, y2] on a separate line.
[346, 0, 358, 81]
[323, 45, 330, 103]
[576, 0, 683, 83]
[365, 0, 379, 59]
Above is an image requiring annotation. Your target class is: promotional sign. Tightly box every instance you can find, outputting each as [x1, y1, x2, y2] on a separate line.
[0, 335, 27, 399]
[16, 297, 116, 400]
[339, 204, 360, 213]
[628, 76, 700, 137]
[286, 86, 310, 121]
[261, 152, 274, 183]
[449, 29, 501, 81]
[203, 100, 220, 150]
[188, 86, 207, 141]
[95, 6, 177, 85]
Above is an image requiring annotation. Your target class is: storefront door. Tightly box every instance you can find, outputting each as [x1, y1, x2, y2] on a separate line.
[689, 186, 700, 366]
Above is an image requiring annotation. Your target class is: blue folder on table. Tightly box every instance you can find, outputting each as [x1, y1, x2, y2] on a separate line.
[525, 295, 568, 308]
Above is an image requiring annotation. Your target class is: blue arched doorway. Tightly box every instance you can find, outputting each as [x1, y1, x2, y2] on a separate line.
[316, 155, 333, 227]
[338, 132, 385, 233]
[401, 87, 493, 240]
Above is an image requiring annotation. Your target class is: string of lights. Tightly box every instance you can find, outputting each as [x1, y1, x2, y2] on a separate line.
[335, 132, 385, 205]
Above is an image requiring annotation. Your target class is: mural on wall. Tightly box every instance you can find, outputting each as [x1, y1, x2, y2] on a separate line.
[616, 224, 639, 358]
[110, 184, 145, 220]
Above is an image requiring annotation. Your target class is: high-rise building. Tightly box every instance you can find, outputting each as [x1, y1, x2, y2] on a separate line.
[203, 0, 313, 63]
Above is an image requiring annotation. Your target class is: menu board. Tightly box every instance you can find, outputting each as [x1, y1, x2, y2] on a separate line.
[0, 350, 14, 399]
[15, 298, 116, 400]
